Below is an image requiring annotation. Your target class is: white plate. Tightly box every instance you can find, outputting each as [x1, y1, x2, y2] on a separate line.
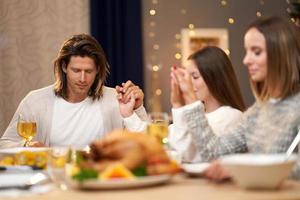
[182, 163, 210, 176]
[67, 174, 172, 189]
[0, 147, 50, 154]
[0, 172, 35, 187]
[0, 172, 48, 188]
[0, 165, 35, 172]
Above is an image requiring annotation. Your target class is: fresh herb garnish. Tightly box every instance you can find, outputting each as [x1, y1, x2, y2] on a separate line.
[74, 151, 85, 164]
[72, 169, 98, 182]
[132, 166, 147, 177]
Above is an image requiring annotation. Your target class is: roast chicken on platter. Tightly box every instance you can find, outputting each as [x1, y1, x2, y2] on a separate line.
[79, 130, 180, 176]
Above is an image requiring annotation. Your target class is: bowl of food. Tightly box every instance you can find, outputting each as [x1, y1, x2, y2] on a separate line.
[0, 147, 49, 169]
[220, 154, 297, 189]
[66, 130, 181, 189]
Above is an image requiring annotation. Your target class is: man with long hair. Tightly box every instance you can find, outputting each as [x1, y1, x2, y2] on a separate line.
[0, 34, 147, 148]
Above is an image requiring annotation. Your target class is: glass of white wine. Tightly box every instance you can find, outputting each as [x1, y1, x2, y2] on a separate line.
[17, 114, 37, 147]
[147, 112, 169, 146]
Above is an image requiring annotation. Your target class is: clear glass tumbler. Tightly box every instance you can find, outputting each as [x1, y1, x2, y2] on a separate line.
[47, 147, 70, 191]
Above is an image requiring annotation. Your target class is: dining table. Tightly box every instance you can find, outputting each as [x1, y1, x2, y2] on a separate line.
[1, 174, 300, 200]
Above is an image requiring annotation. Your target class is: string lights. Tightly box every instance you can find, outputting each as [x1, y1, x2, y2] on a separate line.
[286, 0, 300, 25]
[221, 0, 227, 6]
[147, 0, 163, 112]
[146, 0, 290, 111]
[228, 18, 235, 24]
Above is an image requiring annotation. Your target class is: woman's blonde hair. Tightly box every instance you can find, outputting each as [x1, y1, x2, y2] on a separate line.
[246, 16, 300, 102]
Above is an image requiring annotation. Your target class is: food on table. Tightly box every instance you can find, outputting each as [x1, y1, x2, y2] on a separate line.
[0, 150, 48, 169]
[0, 156, 14, 165]
[99, 163, 135, 180]
[71, 130, 181, 182]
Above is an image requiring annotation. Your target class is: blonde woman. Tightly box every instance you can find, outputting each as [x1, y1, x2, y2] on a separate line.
[170, 16, 300, 180]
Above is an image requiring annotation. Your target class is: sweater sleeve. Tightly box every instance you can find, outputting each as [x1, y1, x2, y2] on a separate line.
[168, 101, 252, 162]
[168, 101, 202, 162]
[169, 101, 248, 162]
[175, 101, 251, 162]
[122, 105, 148, 132]
[123, 112, 147, 132]
[134, 105, 149, 121]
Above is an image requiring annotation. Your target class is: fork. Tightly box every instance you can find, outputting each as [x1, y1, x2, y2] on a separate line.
[285, 129, 300, 161]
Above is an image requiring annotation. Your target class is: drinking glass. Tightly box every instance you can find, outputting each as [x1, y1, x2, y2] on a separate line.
[17, 114, 37, 147]
[147, 112, 169, 146]
[47, 147, 70, 191]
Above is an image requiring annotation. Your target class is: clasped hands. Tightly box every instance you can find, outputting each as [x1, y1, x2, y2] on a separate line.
[170, 67, 231, 182]
[170, 66, 198, 108]
[116, 80, 144, 117]
[28, 80, 144, 147]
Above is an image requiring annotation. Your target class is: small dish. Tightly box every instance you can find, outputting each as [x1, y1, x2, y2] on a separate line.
[182, 163, 210, 176]
[0, 147, 49, 169]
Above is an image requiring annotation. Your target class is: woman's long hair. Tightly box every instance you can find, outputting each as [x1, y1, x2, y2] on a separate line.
[189, 46, 246, 111]
[246, 16, 300, 102]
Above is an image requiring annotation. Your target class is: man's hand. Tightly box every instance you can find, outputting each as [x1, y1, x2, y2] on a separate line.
[116, 80, 144, 117]
[117, 80, 144, 109]
[117, 92, 136, 117]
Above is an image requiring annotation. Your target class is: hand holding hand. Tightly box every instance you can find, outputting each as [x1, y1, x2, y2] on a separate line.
[117, 92, 136, 118]
[116, 80, 144, 117]
[116, 80, 144, 109]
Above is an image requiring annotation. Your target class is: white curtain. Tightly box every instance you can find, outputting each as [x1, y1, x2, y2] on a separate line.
[0, 0, 90, 136]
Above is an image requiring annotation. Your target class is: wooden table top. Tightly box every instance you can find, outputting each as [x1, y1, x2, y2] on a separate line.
[2, 175, 300, 200]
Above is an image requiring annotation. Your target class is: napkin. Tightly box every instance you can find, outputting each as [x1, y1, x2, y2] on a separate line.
[0, 171, 54, 198]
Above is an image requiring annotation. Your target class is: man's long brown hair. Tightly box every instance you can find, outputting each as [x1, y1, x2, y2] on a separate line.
[189, 46, 246, 111]
[53, 34, 109, 100]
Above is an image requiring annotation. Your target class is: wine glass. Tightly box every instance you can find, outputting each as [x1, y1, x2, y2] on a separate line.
[147, 112, 169, 146]
[47, 147, 70, 191]
[17, 114, 37, 147]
